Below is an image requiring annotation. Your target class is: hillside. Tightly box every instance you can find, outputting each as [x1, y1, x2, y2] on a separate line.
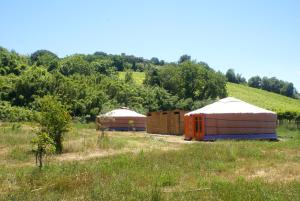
[1, 43, 298, 121]
[227, 83, 300, 117]
[120, 72, 300, 117]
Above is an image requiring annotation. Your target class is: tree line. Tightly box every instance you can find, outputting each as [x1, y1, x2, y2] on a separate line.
[226, 69, 298, 98]
[1, 46, 299, 122]
[0, 47, 226, 122]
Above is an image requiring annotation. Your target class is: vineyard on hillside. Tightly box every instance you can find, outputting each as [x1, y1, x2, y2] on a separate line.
[227, 83, 300, 120]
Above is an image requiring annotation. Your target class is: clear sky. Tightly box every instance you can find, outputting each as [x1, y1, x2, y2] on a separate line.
[1, 0, 300, 89]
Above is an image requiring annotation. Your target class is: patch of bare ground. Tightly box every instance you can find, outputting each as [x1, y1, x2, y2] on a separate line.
[147, 134, 196, 144]
[0, 146, 8, 155]
[55, 148, 133, 162]
[55, 145, 181, 162]
[55, 132, 186, 162]
[236, 162, 300, 182]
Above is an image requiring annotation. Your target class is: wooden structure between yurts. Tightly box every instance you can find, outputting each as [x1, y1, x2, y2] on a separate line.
[184, 97, 277, 141]
[96, 108, 146, 131]
[147, 110, 187, 135]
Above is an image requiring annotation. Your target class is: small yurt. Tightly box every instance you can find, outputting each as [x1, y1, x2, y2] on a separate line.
[184, 97, 277, 141]
[96, 107, 146, 131]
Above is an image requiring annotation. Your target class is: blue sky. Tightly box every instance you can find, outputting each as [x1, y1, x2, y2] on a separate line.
[1, 0, 300, 89]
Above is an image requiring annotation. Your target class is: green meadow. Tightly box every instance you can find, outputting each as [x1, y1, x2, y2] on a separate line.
[118, 71, 146, 85]
[1, 122, 300, 201]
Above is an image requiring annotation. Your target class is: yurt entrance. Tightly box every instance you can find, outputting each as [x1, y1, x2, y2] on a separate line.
[193, 114, 205, 140]
[184, 114, 205, 140]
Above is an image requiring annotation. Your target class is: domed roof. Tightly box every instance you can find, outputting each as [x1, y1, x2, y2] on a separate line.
[185, 97, 275, 116]
[100, 107, 146, 117]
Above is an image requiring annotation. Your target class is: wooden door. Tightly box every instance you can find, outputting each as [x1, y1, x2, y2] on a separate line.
[194, 114, 205, 140]
[184, 116, 193, 139]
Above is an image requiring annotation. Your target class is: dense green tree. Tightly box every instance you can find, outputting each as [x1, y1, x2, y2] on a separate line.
[269, 77, 281, 93]
[178, 61, 205, 99]
[145, 61, 227, 103]
[159, 60, 165, 65]
[178, 54, 191, 63]
[30, 50, 59, 71]
[198, 61, 211, 70]
[52, 73, 109, 119]
[90, 59, 116, 76]
[35, 95, 71, 154]
[0, 101, 34, 121]
[135, 62, 145, 72]
[10, 67, 53, 106]
[280, 82, 295, 97]
[150, 57, 160, 65]
[236, 73, 246, 84]
[248, 76, 262, 88]
[202, 70, 227, 99]
[257, 76, 297, 98]
[112, 55, 125, 71]
[158, 64, 180, 95]
[0, 74, 18, 101]
[59, 55, 92, 76]
[226, 69, 237, 83]
[0, 47, 28, 75]
[144, 66, 161, 86]
[30, 50, 58, 63]
[94, 51, 107, 56]
[261, 77, 270, 91]
[226, 69, 246, 84]
[150, 86, 178, 111]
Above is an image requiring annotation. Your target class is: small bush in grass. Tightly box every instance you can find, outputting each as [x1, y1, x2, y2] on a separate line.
[0, 101, 35, 122]
[157, 172, 176, 187]
[31, 131, 55, 168]
[34, 95, 71, 154]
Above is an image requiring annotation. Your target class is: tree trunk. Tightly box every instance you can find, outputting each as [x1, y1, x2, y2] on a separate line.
[35, 152, 38, 166]
[37, 147, 43, 169]
[55, 134, 63, 154]
[38, 152, 43, 169]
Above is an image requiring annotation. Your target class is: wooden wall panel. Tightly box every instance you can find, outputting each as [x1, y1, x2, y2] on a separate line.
[146, 110, 187, 135]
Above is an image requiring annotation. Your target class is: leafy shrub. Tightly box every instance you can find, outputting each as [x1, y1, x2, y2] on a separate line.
[0, 101, 35, 121]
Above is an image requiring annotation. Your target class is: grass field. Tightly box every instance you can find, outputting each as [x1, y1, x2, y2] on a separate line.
[1, 122, 300, 201]
[118, 71, 145, 85]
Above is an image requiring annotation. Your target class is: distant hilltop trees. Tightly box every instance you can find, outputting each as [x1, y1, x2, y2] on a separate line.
[226, 69, 298, 98]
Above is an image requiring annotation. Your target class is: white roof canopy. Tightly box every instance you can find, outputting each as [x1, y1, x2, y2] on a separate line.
[185, 97, 275, 116]
[100, 107, 146, 117]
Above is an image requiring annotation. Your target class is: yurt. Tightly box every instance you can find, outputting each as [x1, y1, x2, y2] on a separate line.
[184, 97, 277, 141]
[147, 110, 187, 135]
[96, 107, 146, 131]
